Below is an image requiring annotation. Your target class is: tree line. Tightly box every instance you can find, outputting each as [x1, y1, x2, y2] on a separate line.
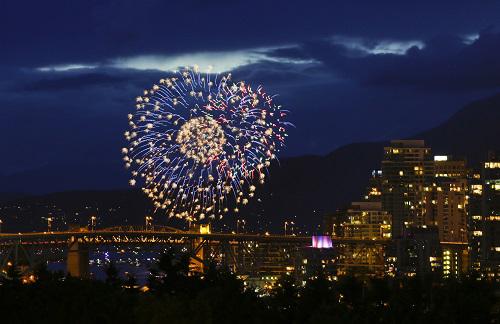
[0, 251, 498, 323]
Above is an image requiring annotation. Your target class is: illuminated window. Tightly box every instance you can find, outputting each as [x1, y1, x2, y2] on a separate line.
[471, 185, 482, 195]
[485, 162, 500, 169]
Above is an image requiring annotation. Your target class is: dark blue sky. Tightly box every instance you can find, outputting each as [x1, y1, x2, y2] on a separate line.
[1, 0, 500, 175]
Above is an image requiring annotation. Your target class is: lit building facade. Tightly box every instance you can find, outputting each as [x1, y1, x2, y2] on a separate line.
[381, 140, 434, 238]
[467, 170, 483, 273]
[427, 156, 468, 243]
[342, 202, 391, 240]
[480, 153, 500, 280]
[298, 245, 338, 282]
[337, 202, 391, 277]
[380, 142, 472, 277]
[364, 170, 383, 202]
[398, 226, 442, 277]
[381, 140, 436, 275]
[441, 243, 469, 278]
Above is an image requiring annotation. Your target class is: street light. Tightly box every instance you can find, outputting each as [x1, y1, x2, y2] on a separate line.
[284, 221, 295, 236]
[0, 219, 2, 233]
[145, 215, 153, 231]
[90, 216, 97, 231]
[47, 217, 53, 232]
[236, 219, 246, 233]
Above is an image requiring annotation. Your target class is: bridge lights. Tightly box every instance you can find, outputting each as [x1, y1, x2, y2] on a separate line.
[145, 215, 153, 231]
[199, 224, 211, 234]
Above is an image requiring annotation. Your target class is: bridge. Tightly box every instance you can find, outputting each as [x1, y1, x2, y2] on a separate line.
[0, 225, 390, 279]
[0, 225, 311, 245]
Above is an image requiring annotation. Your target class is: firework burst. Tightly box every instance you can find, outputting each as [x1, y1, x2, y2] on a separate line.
[123, 66, 291, 221]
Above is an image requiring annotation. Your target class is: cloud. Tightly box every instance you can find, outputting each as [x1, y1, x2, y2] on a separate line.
[463, 33, 480, 45]
[37, 64, 98, 72]
[266, 31, 500, 92]
[358, 31, 500, 91]
[111, 52, 260, 73]
[331, 36, 425, 56]
[3, 0, 499, 68]
[35, 46, 318, 75]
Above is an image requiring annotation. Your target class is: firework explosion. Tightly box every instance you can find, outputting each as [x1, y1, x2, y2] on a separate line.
[123, 66, 291, 221]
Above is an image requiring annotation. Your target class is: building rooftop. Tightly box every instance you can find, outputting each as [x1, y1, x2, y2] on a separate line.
[389, 139, 426, 148]
[350, 201, 383, 211]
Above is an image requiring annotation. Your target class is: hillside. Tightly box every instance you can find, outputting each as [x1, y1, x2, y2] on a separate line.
[419, 93, 500, 164]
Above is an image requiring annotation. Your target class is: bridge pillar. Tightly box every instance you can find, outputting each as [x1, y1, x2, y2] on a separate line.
[188, 224, 211, 274]
[190, 236, 206, 274]
[67, 238, 89, 278]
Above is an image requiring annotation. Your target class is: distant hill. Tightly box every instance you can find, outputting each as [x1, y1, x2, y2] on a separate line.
[418, 93, 500, 165]
[0, 161, 127, 194]
[1, 93, 499, 231]
[0, 192, 30, 203]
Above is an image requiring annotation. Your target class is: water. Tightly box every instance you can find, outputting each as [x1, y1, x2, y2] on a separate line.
[47, 246, 169, 284]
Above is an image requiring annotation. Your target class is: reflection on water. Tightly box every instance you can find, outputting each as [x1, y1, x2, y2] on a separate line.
[48, 246, 172, 284]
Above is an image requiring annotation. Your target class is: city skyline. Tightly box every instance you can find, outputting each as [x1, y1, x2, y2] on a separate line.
[1, 138, 498, 280]
[0, 1, 499, 322]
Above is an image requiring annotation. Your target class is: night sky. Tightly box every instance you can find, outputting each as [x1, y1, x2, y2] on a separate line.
[1, 0, 500, 177]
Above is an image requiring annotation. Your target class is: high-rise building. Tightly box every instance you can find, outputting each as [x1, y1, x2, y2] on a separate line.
[342, 202, 391, 240]
[480, 152, 500, 279]
[337, 201, 391, 277]
[381, 140, 434, 238]
[467, 170, 483, 273]
[427, 155, 468, 243]
[380, 142, 470, 277]
[363, 170, 383, 202]
[381, 140, 436, 276]
[424, 155, 470, 278]
[399, 226, 442, 277]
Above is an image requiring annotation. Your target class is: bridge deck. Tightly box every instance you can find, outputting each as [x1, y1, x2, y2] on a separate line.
[0, 230, 390, 246]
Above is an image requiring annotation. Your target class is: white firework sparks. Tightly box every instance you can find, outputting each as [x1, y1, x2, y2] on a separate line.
[123, 66, 291, 221]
